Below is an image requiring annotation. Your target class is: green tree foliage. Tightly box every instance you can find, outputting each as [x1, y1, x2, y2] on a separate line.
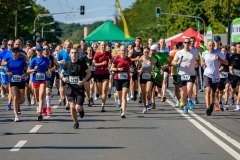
[118, 0, 240, 43]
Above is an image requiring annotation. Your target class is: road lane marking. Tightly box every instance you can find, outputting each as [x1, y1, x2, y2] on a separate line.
[10, 140, 27, 152]
[167, 89, 240, 150]
[45, 116, 50, 119]
[29, 125, 42, 133]
[52, 105, 58, 109]
[166, 99, 240, 160]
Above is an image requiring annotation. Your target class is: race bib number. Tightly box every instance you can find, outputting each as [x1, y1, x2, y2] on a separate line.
[212, 78, 220, 83]
[234, 69, 240, 77]
[90, 66, 96, 71]
[46, 71, 52, 79]
[11, 75, 21, 82]
[69, 76, 79, 84]
[36, 73, 45, 81]
[181, 75, 190, 81]
[219, 72, 228, 79]
[118, 72, 128, 80]
[142, 73, 151, 80]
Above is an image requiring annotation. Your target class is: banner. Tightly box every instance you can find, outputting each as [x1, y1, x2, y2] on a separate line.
[206, 26, 213, 42]
[231, 18, 240, 42]
[116, 0, 130, 38]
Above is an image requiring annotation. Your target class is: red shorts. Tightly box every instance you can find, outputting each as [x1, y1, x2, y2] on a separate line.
[32, 81, 46, 89]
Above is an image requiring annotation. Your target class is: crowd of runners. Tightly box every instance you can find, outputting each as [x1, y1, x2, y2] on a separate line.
[0, 35, 240, 129]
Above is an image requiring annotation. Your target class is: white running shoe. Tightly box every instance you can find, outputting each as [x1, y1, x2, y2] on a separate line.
[14, 117, 20, 122]
[127, 94, 130, 101]
[142, 108, 147, 114]
[234, 105, 240, 111]
[223, 104, 229, 110]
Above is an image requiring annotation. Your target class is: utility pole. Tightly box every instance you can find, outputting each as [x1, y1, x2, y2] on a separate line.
[227, 0, 231, 45]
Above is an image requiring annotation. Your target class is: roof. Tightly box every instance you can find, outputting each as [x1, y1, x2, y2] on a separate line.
[85, 21, 135, 42]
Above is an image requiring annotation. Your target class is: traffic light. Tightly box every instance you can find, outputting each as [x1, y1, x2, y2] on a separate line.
[80, 5, 85, 15]
[156, 7, 161, 17]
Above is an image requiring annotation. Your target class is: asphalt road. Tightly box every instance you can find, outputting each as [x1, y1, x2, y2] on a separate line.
[0, 80, 239, 160]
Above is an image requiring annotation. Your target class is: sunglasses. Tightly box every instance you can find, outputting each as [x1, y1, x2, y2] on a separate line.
[184, 42, 190, 44]
[8, 44, 13, 46]
[43, 48, 49, 51]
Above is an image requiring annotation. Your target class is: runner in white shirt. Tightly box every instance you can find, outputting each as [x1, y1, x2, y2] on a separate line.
[172, 38, 198, 114]
[201, 41, 228, 116]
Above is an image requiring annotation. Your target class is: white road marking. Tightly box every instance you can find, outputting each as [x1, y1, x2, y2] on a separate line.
[29, 125, 42, 133]
[167, 89, 240, 150]
[10, 140, 27, 152]
[52, 105, 58, 109]
[167, 99, 240, 160]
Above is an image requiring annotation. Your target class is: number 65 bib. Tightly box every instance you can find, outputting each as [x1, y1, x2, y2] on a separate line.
[36, 73, 45, 81]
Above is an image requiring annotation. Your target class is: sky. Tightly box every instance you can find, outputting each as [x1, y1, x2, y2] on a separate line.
[36, 0, 136, 24]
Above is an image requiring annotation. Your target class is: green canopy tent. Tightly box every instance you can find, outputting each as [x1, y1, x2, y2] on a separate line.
[85, 21, 135, 44]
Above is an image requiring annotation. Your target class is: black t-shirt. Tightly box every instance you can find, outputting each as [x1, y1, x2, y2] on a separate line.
[63, 59, 88, 80]
[229, 53, 240, 69]
[132, 48, 143, 67]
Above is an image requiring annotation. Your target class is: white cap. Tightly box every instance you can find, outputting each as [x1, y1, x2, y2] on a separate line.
[150, 44, 159, 52]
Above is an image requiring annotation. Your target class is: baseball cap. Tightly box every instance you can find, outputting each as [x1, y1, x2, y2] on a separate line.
[214, 35, 221, 41]
[150, 44, 159, 52]
[36, 45, 43, 51]
[2, 38, 8, 41]
[12, 47, 20, 53]
[231, 42, 237, 46]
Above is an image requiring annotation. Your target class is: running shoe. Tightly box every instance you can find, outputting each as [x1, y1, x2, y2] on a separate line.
[161, 97, 166, 102]
[206, 108, 212, 116]
[73, 122, 79, 129]
[183, 106, 188, 114]
[88, 100, 91, 107]
[79, 109, 84, 118]
[31, 97, 36, 105]
[175, 101, 180, 108]
[101, 107, 106, 112]
[223, 104, 229, 110]
[18, 108, 21, 114]
[139, 94, 142, 103]
[107, 93, 111, 98]
[219, 103, 224, 112]
[127, 94, 130, 101]
[179, 101, 184, 109]
[142, 108, 147, 114]
[117, 103, 121, 108]
[90, 98, 94, 106]
[130, 95, 134, 100]
[46, 107, 52, 115]
[121, 113, 126, 118]
[37, 113, 43, 121]
[234, 105, 240, 111]
[215, 103, 220, 111]
[231, 99, 235, 105]
[194, 98, 199, 104]
[94, 95, 98, 100]
[7, 103, 12, 110]
[27, 98, 31, 106]
[42, 108, 47, 116]
[63, 98, 66, 106]
[188, 100, 195, 110]
[96, 93, 99, 98]
[148, 103, 153, 110]
[14, 116, 20, 122]
[152, 103, 156, 109]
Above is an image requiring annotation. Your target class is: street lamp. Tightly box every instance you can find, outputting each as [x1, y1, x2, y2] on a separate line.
[15, 6, 32, 39]
[41, 22, 55, 38]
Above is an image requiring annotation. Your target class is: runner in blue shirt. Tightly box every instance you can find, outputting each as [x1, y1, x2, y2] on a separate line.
[27, 45, 50, 121]
[56, 40, 72, 108]
[5, 47, 27, 122]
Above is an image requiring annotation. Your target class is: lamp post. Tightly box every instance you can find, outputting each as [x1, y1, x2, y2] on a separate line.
[15, 6, 31, 39]
[41, 22, 55, 38]
[227, 0, 231, 45]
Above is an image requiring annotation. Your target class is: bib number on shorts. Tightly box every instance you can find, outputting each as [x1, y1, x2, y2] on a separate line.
[118, 72, 128, 80]
[142, 73, 151, 80]
[219, 72, 228, 79]
[36, 73, 45, 81]
[90, 66, 96, 71]
[234, 69, 240, 77]
[181, 75, 190, 81]
[69, 76, 79, 84]
[212, 78, 220, 83]
[46, 71, 52, 79]
[11, 75, 21, 82]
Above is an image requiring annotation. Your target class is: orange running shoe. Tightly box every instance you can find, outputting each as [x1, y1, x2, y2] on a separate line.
[215, 103, 220, 111]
